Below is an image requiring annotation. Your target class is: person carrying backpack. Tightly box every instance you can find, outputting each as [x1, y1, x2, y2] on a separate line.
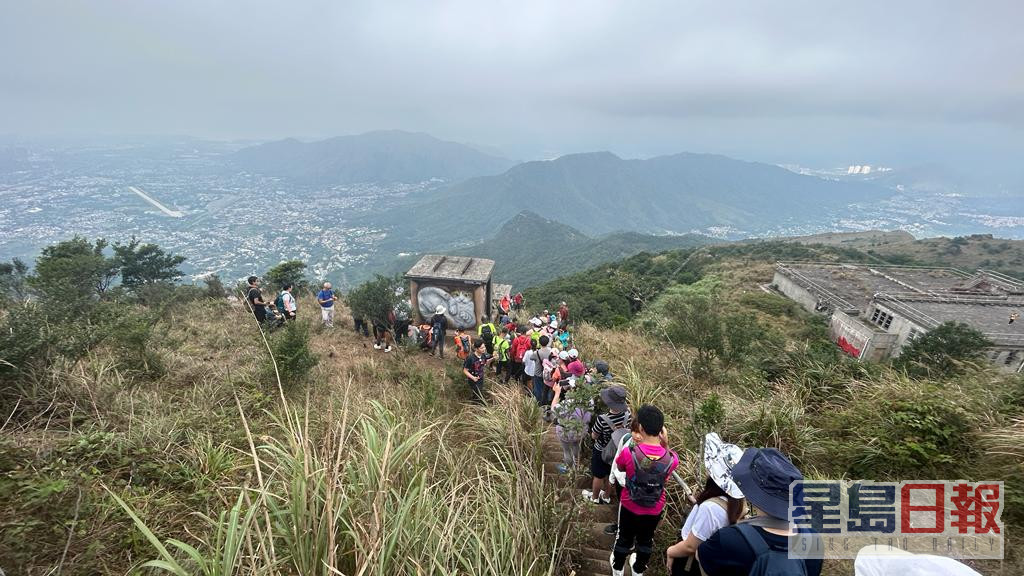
[454, 328, 471, 360]
[583, 385, 630, 505]
[429, 305, 448, 359]
[477, 315, 497, 355]
[277, 283, 296, 321]
[610, 405, 679, 576]
[493, 326, 511, 382]
[697, 448, 823, 576]
[667, 433, 746, 575]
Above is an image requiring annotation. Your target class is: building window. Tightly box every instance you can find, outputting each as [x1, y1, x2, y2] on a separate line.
[883, 314, 893, 329]
[907, 328, 919, 342]
[871, 308, 880, 323]
[1006, 351, 1018, 366]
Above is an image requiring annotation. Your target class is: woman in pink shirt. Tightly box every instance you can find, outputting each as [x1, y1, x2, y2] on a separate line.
[610, 405, 679, 576]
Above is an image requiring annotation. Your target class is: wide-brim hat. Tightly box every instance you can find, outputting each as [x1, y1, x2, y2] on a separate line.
[732, 447, 803, 520]
[530, 317, 543, 326]
[435, 305, 446, 315]
[703, 433, 745, 499]
[600, 385, 628, 412]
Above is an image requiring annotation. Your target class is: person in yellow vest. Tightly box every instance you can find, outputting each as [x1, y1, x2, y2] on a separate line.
[477, 315, 498, 355]
[493, 325, 511, 381]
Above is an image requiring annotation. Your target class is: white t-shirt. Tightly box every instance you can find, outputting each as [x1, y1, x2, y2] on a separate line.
[281, 292, 296, 312]
[679, 497, 730, 542]
[523, 350, 539, 377]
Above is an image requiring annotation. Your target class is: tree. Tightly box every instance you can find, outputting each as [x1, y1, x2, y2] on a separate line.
[347, 275, 405, 324]
[895, 321, 992, 378]
[112, 237, 185, 287]
[265, 260, 309, 293]
[0, 258, 29, 303]
[29, 236, 118, 302]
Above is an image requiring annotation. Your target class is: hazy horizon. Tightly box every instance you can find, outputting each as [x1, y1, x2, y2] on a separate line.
[2, 1, 1022, 176]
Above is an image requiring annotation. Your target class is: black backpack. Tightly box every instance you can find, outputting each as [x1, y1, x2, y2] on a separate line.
[481, 323, 494, 341]
[736, 524, 808, 576]
[625, 445, 674, 507]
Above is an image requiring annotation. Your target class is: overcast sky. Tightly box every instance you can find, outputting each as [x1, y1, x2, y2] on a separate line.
[2, 1, 1021, 168]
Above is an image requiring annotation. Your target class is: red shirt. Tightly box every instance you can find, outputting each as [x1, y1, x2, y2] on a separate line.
[510, 334, 531, 362]
[558, 305, 569, 322]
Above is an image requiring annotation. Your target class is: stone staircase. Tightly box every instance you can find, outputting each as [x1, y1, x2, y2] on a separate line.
[539, 422, 638, 576]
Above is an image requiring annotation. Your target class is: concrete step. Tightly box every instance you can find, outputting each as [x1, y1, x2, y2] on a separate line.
[588, 505, 618, 523]
[587, 522, 616, 548]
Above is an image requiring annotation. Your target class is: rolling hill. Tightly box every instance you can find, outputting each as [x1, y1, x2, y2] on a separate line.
[229, 130, 516, 185]
[370, 150, 895, 249]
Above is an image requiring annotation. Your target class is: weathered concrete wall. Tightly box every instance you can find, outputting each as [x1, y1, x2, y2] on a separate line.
[773, 271, 820, 314]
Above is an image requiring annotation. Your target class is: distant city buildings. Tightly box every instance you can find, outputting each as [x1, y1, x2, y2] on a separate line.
[772, 262, 1024, 372]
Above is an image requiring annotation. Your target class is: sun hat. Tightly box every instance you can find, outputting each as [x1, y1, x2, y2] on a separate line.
[600, 385, 628, 412]
[558, 350, 569, 361]
[434, 304, 446, 315]
[703, 433, 745, 499]
[549, 320, 558, 328]
[854, 545, 983, 576]
[732, 447, 804, 520]
[530, 317, 543, 327]
[568, 348, 579, 359]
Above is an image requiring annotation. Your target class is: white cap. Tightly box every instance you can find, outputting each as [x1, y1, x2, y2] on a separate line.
[568, 348, 579, 359]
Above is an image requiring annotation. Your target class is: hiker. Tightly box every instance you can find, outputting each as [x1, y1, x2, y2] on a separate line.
[533, 335, 553, 405]
[513, 291, 524, 311]
[566, 348, 586, 378]
[697, 448, 823, 576]
[463, 338, 492, 403]
[523, 339, 542, 397]
[454, 328, 471, 359]
[551, 379, 592, 473]
[353, 314, 369, 336]
[583, 385, 630, 504]
[390, 307, 409, 345]
[593, 360, 614, 382]
[494, 326, 511, 381]
[277, 283, 297, 320]
[499, 293, 511, 316]
[854, 545, 983, 576]
[317, 282, 338, 328]
[430, 305, 448, 358]
[610, 405, 679, 576]
[245, 276, 267, 323]
[509, 325, 531, 385]
[559, 301, 569, 325]
[477, 315, 497, 355]
[556, 324, 571, 349]
[417, 323, 433, 351]
[666, 433, 746, 575]
[528, 317, 544, 346]
[372, 319, 393, 352]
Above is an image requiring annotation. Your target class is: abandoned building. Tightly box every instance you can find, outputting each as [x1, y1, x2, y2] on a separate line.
[405, 255, 495, 329]
[772, 262, 1024, 372]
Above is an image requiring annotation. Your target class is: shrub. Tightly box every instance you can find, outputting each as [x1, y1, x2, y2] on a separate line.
[894, 321, 992, 378]
[265, 259, 310, 293]
[268, 321, 319, 388]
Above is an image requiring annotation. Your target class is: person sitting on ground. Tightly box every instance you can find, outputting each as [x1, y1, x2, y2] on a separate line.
[278, 283, 297, 320]
[494, 326, 511, 381]
[477, 315, 497, 355]
[246, 276, 268, 323]
[667, 433, 746, 575]
[417, 323, 433, 351]
[316, 282, 338, 328]
[610, 405, 679, 576]
[463, 338, 492, 403]
[566, 348, 586, 378]
[551, 379, 592, 473]
[583, 385, 630, 505]
[697, 448, 823, 576]
[454, 327, 471, 359]
[430, 305, 448, 359]
[372, 319, 393, 352]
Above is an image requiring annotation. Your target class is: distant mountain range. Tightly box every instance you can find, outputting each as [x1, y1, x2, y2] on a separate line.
[368, 150, 895, 250]
[229, 130, 516, 184]
[378, 210, 713, 289]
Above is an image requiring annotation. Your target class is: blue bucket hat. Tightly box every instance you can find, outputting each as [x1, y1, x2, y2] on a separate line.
[732, 448, 804, 520]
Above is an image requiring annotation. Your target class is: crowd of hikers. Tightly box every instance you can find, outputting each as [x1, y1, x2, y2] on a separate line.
[241, 280, 983, 576]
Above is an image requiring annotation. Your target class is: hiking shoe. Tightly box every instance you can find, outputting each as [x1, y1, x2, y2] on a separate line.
[598, 490, 611, 504]
[609, 551, 624, 576]
[384, 346, 392, 353]
[581, 489, 600, 503]
[603, 523, 617, 535]
[626, 549, 643, 569]
[373, 343, 382, 350]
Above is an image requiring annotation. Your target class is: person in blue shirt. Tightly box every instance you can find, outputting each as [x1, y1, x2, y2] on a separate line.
[316, 282, 338, 327]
